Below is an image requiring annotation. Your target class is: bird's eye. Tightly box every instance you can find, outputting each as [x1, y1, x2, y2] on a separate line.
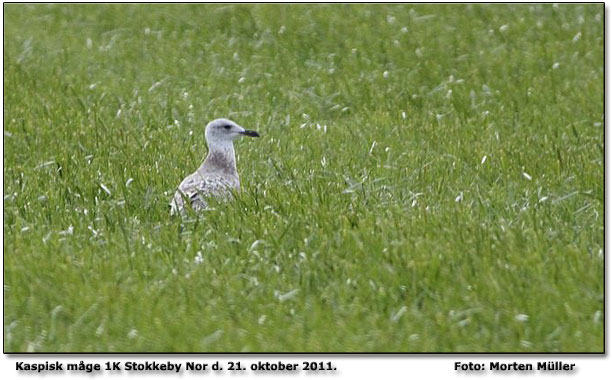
[224, 125, 231, 130]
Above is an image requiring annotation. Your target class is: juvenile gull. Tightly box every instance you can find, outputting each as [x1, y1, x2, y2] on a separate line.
[170, 118, 259, 215]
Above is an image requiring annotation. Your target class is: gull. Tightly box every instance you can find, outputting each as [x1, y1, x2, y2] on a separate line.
[170, 118, 259, 215]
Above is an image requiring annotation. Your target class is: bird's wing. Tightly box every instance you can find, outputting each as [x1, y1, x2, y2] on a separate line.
[170, 173, 236, 215]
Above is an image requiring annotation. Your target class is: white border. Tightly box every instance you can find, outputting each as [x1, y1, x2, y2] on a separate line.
[1, 1, 608, 379]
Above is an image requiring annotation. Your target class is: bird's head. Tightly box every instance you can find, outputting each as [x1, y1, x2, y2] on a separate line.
[204, 118, 260, 144]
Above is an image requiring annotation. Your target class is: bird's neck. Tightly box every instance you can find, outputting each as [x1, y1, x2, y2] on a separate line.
[199, 140, 237, 176]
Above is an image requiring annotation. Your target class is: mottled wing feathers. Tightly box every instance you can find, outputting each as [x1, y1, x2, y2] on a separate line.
[170, 172, 238, 215]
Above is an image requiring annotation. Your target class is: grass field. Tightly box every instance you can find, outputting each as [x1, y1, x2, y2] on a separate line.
[3, 3, 604, 352]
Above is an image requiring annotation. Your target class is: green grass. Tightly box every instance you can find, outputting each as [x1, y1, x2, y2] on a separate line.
[3, 3, 603, 352]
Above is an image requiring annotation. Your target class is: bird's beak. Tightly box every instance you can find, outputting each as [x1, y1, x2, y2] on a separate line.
[240, 129, 260, 138]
